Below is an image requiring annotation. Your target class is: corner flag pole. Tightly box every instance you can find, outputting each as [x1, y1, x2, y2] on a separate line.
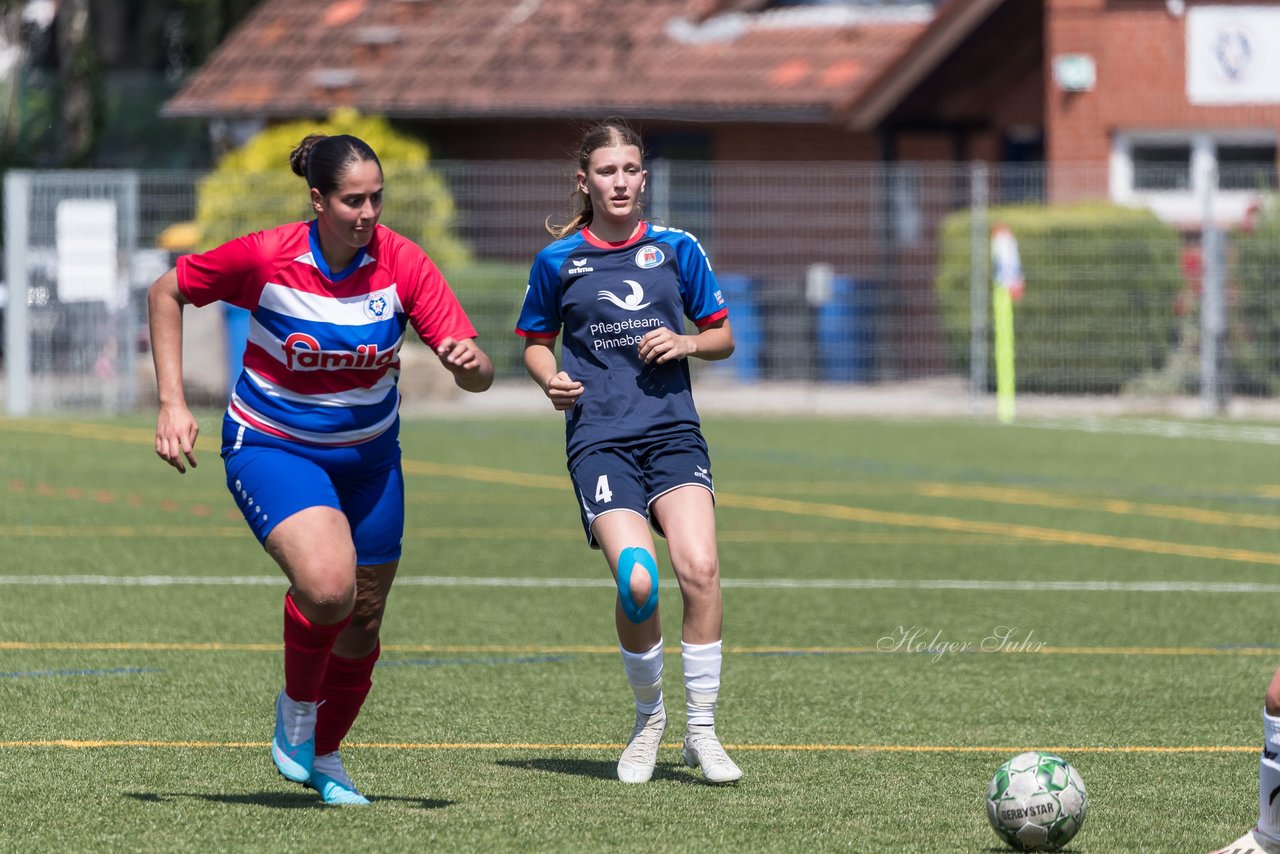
[991, 224, 1024, 425]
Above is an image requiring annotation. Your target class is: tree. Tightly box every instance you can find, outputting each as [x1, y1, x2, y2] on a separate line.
[0, 0, 264, 169]
[194, 109, 471, 268]
[58, 0, 95, 165]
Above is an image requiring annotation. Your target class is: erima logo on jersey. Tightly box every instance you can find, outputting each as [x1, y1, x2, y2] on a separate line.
[568, 257, 594, 275]
[634, 246, 664, 269]
[597, 280, 652, 311]
[364, 294, 391, 321]
[281, 332, 397, 371]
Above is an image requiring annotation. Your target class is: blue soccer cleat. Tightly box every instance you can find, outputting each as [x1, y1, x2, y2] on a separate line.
[271, 691, 316, 784]
[307, 751, 371, 805]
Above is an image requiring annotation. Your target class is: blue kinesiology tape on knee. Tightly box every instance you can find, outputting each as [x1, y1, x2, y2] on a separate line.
[616, 547, 659, 624]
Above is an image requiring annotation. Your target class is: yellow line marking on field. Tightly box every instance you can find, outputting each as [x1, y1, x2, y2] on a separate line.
[717, 493, 1280, 566]
[8, 418, 1279, 564]
[0, 525, 1007, 545]
[0, 526, 245, 538]
[0, 739, 1257, 754]
[0, 641, 282, 652]
[0, 419, 161, 446]
[916, 482, 1280, 530]
[3, 641, 1278, 657]
[401, 459, 564, 490]
[718, 531, 1014, 545]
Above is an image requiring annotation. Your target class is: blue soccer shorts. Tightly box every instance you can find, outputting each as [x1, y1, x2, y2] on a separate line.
[568, 432, 715, 548]
[220, 418, 405, 565]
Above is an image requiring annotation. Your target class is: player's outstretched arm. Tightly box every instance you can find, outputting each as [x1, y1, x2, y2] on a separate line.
[523, 338, 583, 411]
[638, 317, 735, 365]
[147, 268, 200, 474]
[436, 337, 494, 393]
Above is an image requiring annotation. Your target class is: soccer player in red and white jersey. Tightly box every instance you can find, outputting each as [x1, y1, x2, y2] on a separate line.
[148, 133, 493, 805]
[517, 119, 742, 785]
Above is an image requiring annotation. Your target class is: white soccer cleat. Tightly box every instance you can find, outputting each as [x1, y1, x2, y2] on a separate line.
[1212, 828, 1280, 854]
[681, 726, 743, 784]
[617, 707, 667, 783]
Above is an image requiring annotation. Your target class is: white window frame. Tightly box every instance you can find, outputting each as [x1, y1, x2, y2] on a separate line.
[1111, 130, 1276, 226]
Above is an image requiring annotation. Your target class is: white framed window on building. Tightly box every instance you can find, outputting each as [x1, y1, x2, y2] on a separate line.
[1110, 131, 1277, 226]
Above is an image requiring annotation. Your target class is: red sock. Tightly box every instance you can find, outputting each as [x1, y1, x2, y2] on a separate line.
[282, 592, 351, 702]
[315, 643, 381, 755]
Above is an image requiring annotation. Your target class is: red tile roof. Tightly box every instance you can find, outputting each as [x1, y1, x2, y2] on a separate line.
[164, 0, 930, 123]
[843, 0, 1008, 129]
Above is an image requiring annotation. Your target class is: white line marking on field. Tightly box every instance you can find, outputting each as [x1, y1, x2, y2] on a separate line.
[1025, 417, 1280, 445]
[0, 739, 1258, 754]
[3, 574, 1280, 594]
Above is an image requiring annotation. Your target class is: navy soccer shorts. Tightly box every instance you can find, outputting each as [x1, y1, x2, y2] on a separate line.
[220, 417, 405, 565]
[568, 432, 715, 548]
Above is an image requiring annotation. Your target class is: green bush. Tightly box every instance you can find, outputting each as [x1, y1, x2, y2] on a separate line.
[1232, 200, 1280, 394]
[935, 203, 1183, 393]
[193, 108, 469, 267]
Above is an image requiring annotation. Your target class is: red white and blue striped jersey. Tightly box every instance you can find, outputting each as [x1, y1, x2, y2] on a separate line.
[177, 220, 477, 446]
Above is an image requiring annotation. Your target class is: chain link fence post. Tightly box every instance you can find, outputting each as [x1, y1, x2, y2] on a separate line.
[969, 162, 990, 411]
[5, 170, 32, 415]
[1200, 169, 1228, 415]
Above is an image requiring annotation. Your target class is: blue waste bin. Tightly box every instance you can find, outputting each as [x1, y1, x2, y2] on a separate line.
[222, 303, 251, 398]
[817, 277, 874, 383]
[717, 274, 762, 382]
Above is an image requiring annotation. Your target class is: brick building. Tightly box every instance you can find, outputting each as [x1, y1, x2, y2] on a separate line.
[163, 0, 1280, 379]
[166, 0, 1279, 226]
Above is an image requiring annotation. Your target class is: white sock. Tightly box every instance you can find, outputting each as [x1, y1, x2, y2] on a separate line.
[620, 639, 664, 716]
[1261, 709, 1280, 842]
[682, 639, 722, 729]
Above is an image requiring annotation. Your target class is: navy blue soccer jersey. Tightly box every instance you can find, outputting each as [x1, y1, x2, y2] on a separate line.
[516, 223, 729, 464]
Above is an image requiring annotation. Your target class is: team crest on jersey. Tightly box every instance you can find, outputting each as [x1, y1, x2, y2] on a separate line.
[634, 246, 664, 269]
[597, 280, 652, 311]
[364, 293, 391, 321]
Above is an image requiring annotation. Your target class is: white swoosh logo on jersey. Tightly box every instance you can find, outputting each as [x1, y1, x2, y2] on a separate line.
[597, 280, 651, 311]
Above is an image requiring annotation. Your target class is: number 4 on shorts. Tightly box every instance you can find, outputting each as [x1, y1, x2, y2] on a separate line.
[595, 474, 613, 503]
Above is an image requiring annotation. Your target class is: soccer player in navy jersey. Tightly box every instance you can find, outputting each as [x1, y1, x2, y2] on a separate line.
[148, 133, 493, 804]
[517, 119, 742, 784]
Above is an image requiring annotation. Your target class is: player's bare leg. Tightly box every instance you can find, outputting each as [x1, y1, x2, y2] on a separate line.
[652, 486, 741, 784]
[264, 506, 358, 788]
[306, 561, 399, 805]
[593, 512, 666, 783]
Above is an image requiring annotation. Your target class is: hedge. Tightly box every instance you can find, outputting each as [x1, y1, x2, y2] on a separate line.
[935, 203, 1184, 393]
[1232, 202, 1280, 394]
[193, 108, 469, 267]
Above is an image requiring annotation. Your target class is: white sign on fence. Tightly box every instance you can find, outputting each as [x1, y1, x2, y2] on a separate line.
[56, 199, 118, 302]
[1187, 5, 1280, 105]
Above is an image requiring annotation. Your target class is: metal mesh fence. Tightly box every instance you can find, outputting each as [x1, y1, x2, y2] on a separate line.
[2, 161, 1274, 415]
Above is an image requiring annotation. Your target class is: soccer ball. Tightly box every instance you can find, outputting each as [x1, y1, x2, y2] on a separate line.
[985, 751, 1088, 851]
